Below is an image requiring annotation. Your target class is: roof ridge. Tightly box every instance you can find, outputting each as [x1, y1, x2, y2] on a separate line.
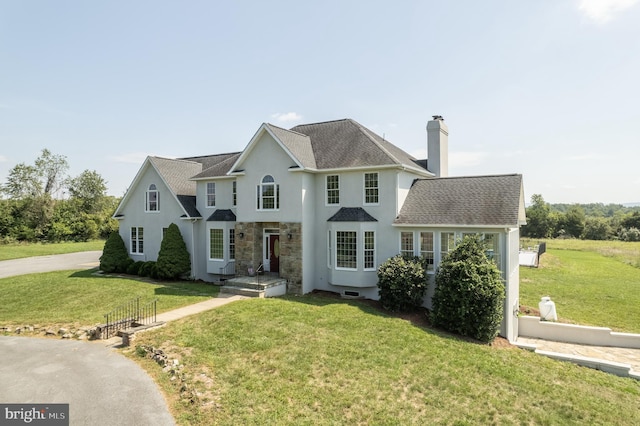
[179, 152, 241, 161]
[265, 123, 309, 138]
[352, 121, 404, 165]
[417, 173, 521, 181]
[291, 118, 352, 128]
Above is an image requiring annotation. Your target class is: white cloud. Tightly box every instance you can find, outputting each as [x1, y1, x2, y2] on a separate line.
[578, 0, 639, 24]
[271, 112, 302, 122]
[0, 155, 7, 162]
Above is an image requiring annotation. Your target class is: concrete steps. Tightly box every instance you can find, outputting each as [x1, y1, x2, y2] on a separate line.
[220, 276, 287, 298]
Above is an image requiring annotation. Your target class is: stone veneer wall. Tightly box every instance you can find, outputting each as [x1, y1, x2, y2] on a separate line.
[234, 222, 303, 295]
[279, 222, 302, 295]
[234, 222, 259, 276]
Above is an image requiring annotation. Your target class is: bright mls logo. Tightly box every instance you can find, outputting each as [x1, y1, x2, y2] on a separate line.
[1, 404, 68, 425]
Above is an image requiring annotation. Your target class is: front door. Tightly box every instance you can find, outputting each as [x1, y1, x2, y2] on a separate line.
[268, 234, 280, 273]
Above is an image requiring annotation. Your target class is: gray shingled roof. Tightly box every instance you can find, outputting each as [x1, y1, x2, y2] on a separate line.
[177, 195, 202, 218]
[148, 157, 204, 218]
[290, 119, 427, 171]
[181, 153, 241, 170]
[265, 124, 317, 169]
[328, 207, 378, 222]
[394, 174, 523, 226]
[150, 157, 202, 197]
[206, 209, 237, 221]
[191, 153, 241, 179]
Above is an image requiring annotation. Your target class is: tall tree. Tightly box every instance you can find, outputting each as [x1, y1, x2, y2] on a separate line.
[35, 149, 68, 197]
[1, 163, 42, 199]
[562, 205, 586, 238]
[68, 169, 107, 213]
[522, 194, 553, 238]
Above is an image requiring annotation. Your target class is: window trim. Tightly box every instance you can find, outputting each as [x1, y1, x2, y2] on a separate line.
[145, 184, 159, 212]
[206, 182, 216, 208]
[326, 174, 340, 206]
[363, 172, 379, 205]
[209, 228, 224, 261]
[229, 228, 235, 260]
[130, 226, 144, 254]
[335, 230, 357, 271]
[363, 230, 376, 271]
[256, 175, 280, 211]
[420, 231, 435, 272]
[232, 181, 237, 207]
[400, 231, 414, 257]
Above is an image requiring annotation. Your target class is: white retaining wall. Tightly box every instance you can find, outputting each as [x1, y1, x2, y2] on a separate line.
[519, 316, 640, 349]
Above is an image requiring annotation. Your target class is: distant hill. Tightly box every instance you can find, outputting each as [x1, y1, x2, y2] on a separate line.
[623, 203, 640, 207]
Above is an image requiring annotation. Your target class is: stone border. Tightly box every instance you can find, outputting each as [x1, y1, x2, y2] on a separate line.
[519, 316, 640, 349]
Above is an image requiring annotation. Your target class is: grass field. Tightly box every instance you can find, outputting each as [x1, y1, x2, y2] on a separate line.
[520, 239, 640, 333]
[0, 270, 219, 328]
[128, 296, 640, 425]
[0, 240, 106, 261]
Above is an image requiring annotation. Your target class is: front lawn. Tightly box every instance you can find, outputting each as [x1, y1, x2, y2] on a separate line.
[0, 240, 106, 261]
[520, 240, 640, 333]
[0, 270, 219, 329]
[128, 296, 640, 425]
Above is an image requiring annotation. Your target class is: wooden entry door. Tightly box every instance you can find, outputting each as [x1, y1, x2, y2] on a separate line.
[269, 234, 280, 273]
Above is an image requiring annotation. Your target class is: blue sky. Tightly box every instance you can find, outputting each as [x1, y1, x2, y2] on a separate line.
[1, 0, 639, 204]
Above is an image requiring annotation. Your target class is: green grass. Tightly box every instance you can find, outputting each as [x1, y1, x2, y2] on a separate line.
[0, 240, 106, 261]
[520, 239, 640, 332]
[128, 296, 640, 425]
[0, 269, 219, 328]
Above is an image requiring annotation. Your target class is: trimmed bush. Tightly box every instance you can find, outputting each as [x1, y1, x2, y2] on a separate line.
[126, 260, 144, 275]
[138, 261, 157, 278]
[431, 235, 505, 343]
[377, 255, 428, 312]
[99, 232, 130, 273]
[156, 223, 191, 280]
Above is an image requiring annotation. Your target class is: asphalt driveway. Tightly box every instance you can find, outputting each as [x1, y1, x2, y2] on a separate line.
[0, 252, 175, 425]
[0, 251, 101, 279]
[0, 336, 175, 425]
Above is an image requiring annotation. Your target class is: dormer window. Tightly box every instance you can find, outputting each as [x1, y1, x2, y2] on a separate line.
[257, 175, 279, 210]
[146, 184, 159, 212]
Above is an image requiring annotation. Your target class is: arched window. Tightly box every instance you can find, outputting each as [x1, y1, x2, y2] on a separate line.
[146, 184, 159, 211]
[256, 175, 279, 210]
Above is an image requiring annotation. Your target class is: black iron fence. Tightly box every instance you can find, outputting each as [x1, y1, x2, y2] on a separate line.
[101, 297, 157, 339]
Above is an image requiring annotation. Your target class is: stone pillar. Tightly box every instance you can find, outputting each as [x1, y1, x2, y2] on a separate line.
[280, 222, 303, 294]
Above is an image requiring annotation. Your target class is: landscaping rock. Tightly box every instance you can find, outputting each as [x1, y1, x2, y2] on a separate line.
[45, 329, 56, 336]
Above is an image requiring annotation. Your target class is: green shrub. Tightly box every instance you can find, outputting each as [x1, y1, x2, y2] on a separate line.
[127, 260, 144, 275]
[377, 255, 428, 312]
[431, 235, 505, 343]
[138, 261, 157, 278]
[99, 232, 131, 273]
[156, 223, 191, 280]
[619, 227, 640, 242]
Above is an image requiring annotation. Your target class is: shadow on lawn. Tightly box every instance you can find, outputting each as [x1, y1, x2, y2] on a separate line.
[282, 290, 507, 347]
[67, 269, 220, 298]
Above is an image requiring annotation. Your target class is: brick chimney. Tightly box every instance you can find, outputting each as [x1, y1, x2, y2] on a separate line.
[427, 115, 448, 177]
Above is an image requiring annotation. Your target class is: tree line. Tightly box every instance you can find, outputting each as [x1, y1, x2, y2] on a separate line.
[0, 149, 119, 243]
[521, 194, 640, 241]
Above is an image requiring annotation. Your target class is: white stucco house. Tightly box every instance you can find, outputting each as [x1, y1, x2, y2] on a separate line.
[113, 116, 526, 341]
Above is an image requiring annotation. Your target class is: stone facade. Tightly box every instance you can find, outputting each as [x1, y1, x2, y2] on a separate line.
[234, 221, 303, 295]
[279, 222, 302, 295]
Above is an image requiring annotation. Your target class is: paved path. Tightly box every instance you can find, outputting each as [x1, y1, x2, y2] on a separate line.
[517, 336, 640, 379]
[0, 251, 101, 278]
[0, 336, 175, 425]
[156, 293, 247, 322]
